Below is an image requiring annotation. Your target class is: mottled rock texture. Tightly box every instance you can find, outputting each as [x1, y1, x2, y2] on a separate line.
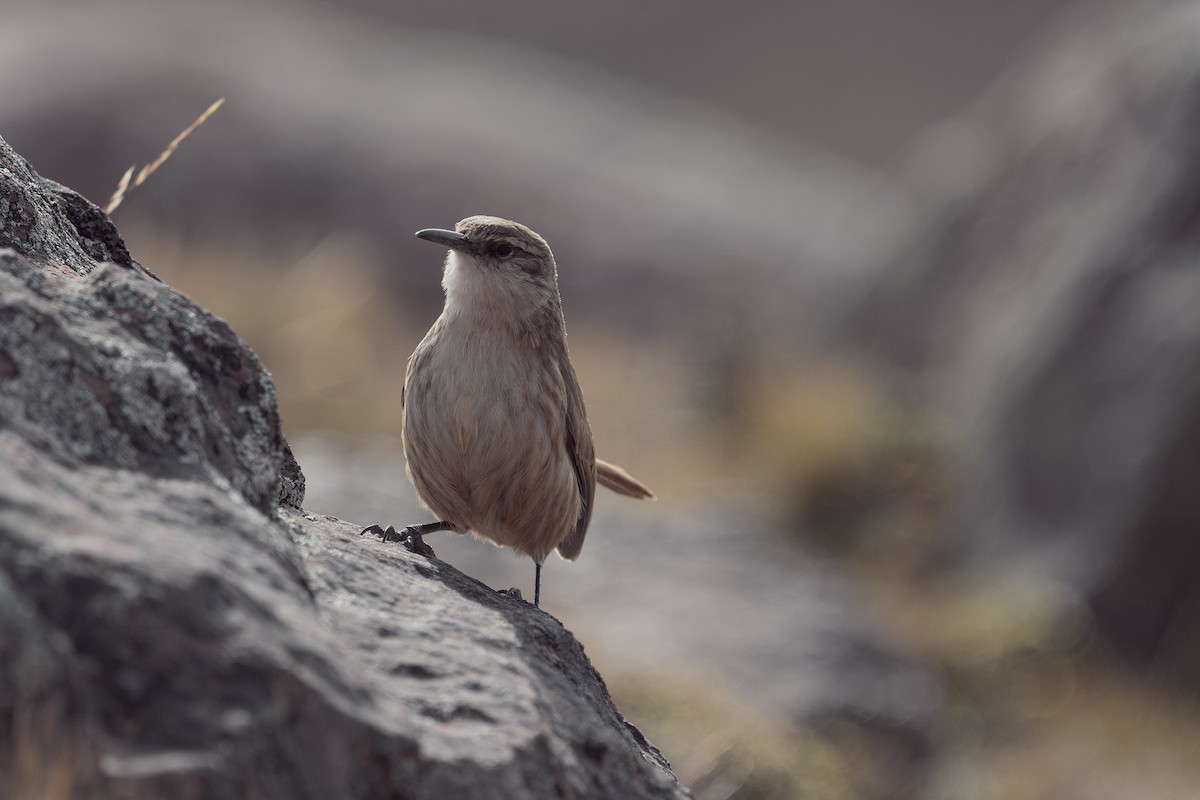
[0, 136, 687, 800]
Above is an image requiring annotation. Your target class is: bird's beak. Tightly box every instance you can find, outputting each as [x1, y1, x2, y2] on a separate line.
[415, 228, 470, 253]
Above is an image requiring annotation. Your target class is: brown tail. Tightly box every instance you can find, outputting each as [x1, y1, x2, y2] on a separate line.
[595, 458, 656, 500]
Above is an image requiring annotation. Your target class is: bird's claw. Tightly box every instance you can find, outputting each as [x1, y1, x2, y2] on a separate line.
[360, 524, 437, 558]
[401, 528, 437, 558]
[497, 586, 525, 602]
[361, 523, 400, 542]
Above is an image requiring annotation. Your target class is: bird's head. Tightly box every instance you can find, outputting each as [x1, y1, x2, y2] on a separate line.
[416, 216, 561, 322]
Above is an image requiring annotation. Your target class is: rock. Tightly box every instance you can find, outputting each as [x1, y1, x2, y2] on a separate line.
[0, 136, 689, 799]
[852, 1, 1200, 687]
[0, 139, 285, 515]
[298, 432, 943, 796]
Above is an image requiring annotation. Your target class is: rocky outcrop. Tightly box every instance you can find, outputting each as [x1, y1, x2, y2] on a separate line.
[0, 136, 688, 799]
[303, 437, 945, 797]
[854, 0, 1200, 687]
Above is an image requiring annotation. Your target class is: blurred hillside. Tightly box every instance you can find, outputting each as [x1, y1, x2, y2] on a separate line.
[6, 0, 1077, 175]
[8, 1, 1200, 799]
[0, 0, 1084, 487]
[1, 0, 1079, 332]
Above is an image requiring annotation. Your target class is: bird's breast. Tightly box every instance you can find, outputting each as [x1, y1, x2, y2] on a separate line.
[401, 319, 579, 560]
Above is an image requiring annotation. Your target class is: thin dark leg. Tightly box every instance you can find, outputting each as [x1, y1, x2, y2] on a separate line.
[404, 520, 458, 536]
[534, 561, 542, 608]
[360, 520, 456, 538]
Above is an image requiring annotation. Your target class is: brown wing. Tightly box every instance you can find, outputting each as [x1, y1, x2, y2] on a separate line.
[555, 358, 597, 561]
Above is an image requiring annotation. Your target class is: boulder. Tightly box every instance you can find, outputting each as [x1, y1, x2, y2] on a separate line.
[0, 135, 688, 800]
[300, 435, 944, 799]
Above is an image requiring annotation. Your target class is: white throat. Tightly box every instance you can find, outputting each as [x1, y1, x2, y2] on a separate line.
[440, 250, 552, 325]
[441, 250, 500, 317]
[441, 251, 474, 305]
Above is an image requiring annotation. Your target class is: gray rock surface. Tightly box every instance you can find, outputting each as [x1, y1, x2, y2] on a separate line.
[0, 135, 689, 799]
[0, 142, 286, 515]
[853, 0, 1200, 687]
[298, 432, 943, 793]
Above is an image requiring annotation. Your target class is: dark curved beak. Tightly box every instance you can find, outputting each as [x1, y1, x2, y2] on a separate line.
[415, 228, 470, 253]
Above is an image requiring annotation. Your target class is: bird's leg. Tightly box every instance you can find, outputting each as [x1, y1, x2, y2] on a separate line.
[498, 562, 542, 606]
[360, 520, 455, 558]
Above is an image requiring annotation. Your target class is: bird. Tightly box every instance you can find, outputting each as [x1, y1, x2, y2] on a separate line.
[362, 215, 654, 607]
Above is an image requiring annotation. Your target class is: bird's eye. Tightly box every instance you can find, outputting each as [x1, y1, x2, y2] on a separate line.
[494, 243, 514, 258]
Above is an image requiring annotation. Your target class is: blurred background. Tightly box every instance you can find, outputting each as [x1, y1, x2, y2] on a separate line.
[7, 0, 1200, 797]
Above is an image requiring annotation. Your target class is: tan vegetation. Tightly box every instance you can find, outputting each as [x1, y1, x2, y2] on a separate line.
[104, 98, 224, 215]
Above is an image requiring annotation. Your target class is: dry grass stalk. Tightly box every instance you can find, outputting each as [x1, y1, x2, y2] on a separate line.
[103, 97, 225, 215]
